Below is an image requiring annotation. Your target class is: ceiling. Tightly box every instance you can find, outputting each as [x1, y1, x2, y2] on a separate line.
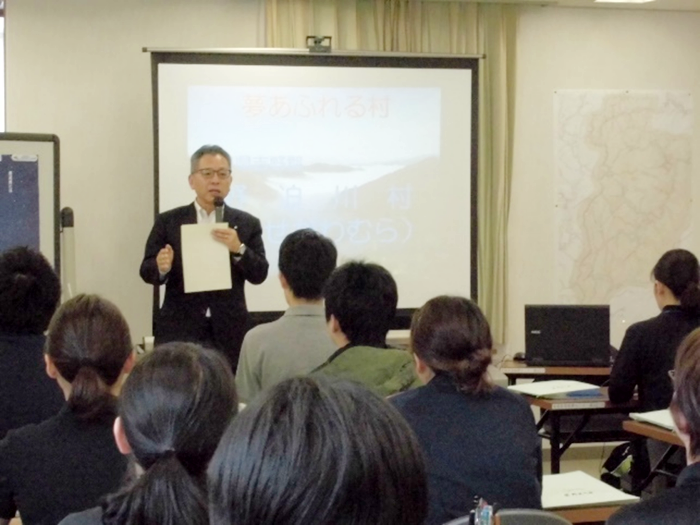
[427, 0, 700, 11]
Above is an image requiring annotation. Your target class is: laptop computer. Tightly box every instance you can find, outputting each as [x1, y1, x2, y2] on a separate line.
[525, 305, 611, 367]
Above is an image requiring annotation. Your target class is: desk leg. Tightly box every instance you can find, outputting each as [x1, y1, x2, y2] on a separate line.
[550, 412, 561, 474]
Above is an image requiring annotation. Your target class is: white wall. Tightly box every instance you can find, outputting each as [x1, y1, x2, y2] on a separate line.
[6, 0, 262, 341]
[8, 2, 700, 349]
[508, 6, 700, 353]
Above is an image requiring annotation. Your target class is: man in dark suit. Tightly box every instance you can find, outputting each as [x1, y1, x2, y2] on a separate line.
[140, 145, 268, 369]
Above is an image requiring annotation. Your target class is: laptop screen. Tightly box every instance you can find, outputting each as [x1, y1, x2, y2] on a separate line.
[525, 305, 610, 367]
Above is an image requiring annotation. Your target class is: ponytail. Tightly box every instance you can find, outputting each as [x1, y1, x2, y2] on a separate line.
[680, 282, 700, 311]
[103, 454, 208, 525]
[68, 365, 117, 421]
[45, 294, 133, 422]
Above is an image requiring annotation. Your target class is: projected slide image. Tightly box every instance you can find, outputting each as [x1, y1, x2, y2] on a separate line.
[0, 154, 40, 252]
[188, 86, 444, 250]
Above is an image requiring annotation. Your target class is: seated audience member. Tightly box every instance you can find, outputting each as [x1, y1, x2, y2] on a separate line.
[391, 296, 542, 525]
[0, 294, 133, 525]
[313, 261, 419, 396]
[609, 249, 700, 410]
[608, 328, 700, 524]
[608, 250, 700, 488]
[0, 247, 64, 439]
[59, 342, 238, 525]
[208, 376, 428, 525]
[236, 229, 337, 402]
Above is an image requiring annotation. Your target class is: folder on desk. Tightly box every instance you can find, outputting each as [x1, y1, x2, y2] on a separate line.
[508, 380, 601, 398]
[630, 409, 675, 431]
[543, 471, 638, 510]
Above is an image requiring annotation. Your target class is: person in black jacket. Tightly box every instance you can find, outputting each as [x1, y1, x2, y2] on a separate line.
[607, 328, 700, 525]
[391, 296, 542, 525]
[0, 247, 64, 440]
[0, 294, 134, 525]
[609, 249, 700, 411]
[140, 145, 268, 369]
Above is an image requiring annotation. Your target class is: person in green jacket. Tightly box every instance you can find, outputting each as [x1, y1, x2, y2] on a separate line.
[313, 261, 419, 396]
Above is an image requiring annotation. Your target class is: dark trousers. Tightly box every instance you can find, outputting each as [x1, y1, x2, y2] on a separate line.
[154, 312, 249, 372]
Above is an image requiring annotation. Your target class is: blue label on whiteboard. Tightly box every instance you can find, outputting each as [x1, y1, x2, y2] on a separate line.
[0, 154, 40, 251]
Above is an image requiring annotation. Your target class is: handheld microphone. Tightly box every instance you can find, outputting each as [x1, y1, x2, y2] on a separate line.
[214, 196, 224, 223]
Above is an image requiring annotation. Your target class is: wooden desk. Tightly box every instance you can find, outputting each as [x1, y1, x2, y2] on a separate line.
[522, 390, 636, 473]
[494, 506, 621, 525]
[623, 419, 683, 493]
[499, 360, 611, 386]
[622, 420, 682, 447]
[553, 505, 621, 524]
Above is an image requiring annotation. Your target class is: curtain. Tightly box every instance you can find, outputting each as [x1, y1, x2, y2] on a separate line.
[265, 0, 517, 344]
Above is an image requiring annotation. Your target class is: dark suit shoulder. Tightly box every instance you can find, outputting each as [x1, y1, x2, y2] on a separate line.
[391, 379, 530, 416]
[225, 205, 261, 225]
[158, 204, 194, 222]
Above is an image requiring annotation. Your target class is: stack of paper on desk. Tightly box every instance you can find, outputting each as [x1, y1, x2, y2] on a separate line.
[508, 380, 600, 398]
[543, 471, 638, 509]
[629, 409, 675, 431]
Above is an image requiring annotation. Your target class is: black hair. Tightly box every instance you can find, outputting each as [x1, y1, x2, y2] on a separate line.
[0, 246, 61, 334]
[45, 294, 132, 421]
[323, 261, 398, 347]
[103, 343, 238, 525]
[652, 249, 700, 310]
[411, 296, 494, 394]
[208, 376, 427, 525]
[190, 145, 231, 173]
[279, 229, 337, 300]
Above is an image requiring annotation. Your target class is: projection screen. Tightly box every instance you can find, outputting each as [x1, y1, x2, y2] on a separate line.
[150, 50, 478, 326]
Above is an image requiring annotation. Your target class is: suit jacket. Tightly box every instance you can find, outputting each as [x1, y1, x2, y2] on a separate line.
[140, 203, 268, 347]
[0, 333, 64, 440]
[609, 306, 700, 411]
[607, 463, 700, 525]
[391, 374, 542, 525]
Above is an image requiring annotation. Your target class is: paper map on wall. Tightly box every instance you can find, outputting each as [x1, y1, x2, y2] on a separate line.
[554, 90, 693, 348]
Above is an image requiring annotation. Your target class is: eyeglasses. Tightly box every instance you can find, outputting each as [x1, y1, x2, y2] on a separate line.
[194, 169, 232, 180]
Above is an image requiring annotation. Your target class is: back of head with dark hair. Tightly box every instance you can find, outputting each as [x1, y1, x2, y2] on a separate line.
[653, 249, 700, 310]
[0, 246, 61, 334]
[45, 294, 132, 421]
[671, 328, 700, 460]
[411, 296, 494, 394]
[279, 229, 337, 300]
[103, 343, 238, 525]
[208, 376, 427, 525]
[190, 145, 231, 173]
[323, 261, 398, 347]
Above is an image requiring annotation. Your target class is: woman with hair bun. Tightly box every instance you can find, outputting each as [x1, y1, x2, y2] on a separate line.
[609, 249, 700, 411]
[60, 342, 238, 525]
[390, 295, 542, 525]
[0, 294, 134, 525]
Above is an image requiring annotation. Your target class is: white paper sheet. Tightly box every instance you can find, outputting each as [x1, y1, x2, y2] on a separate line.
[630, 409, 675, 431]
[543, 471, 638, 509]
[181, 223, 232, 293]
[507, 380, 600, 398]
